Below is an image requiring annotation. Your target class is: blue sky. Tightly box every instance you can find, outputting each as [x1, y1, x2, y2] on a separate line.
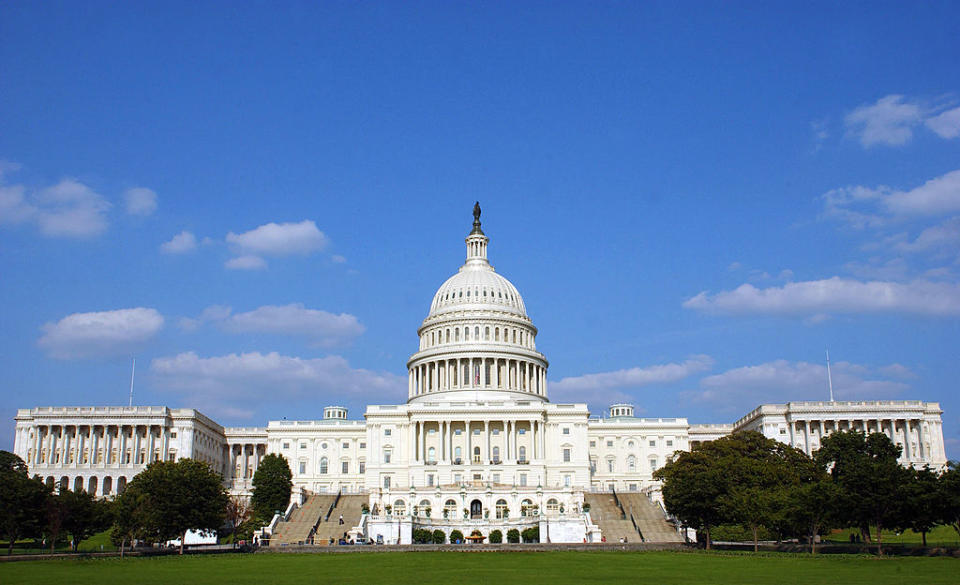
[2, 3, 959, 457]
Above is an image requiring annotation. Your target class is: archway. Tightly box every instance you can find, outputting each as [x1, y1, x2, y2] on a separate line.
[470, 499, 482, 519]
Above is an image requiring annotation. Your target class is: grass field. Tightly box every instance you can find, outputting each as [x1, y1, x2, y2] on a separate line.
[824, 525, 960, 546]
[1, 550, 958, 585]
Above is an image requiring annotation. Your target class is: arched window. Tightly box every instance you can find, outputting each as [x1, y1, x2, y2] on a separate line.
[485, 327, 490, 340]
[495, 328, 500, 341]
[320, 457, 328, 474]
[102, 476, 112, 495]
[445, 499, 457, 516]
[628, 440, 635, 448]
[455, 328, 460, 341]
[521, 499, 533, 516]
[427, 447, 436, 463]
[496, 499, 508, 519]
[393, 499, 406, 516]
[518, 446, 526, 462]
[474, 326, 479, 339]
[465, 328, 470, 341]
[473, 446, 481, 463]
[546, 498, 559, 512]
[446, 329, 450, 342]
[419, 499, 431, 516]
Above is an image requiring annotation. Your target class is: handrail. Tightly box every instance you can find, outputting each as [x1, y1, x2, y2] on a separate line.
[611, 487, 626, 520]
[324, 489, 343, 523]
[629, 512, 645, 542]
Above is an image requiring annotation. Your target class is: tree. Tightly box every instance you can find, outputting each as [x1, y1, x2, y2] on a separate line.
[113, 459, 228, 555]
[897, 466, 941, 547]
[250, 454, 292, 523]
[489, 529, 503, 543]
[521, 526, 539, 543]
[432, 529, 446, 544]
[0, 451, 50, 555]
[506, 528, 521, 543]
[781, 475, 840, 554]
[939, 461, 960, 541]
[449, 529, 464, 543]
[56, 489, 113, 550]
[225, 495, 253, 542]
[654, 447, 726, 549]
[816, 430, 908, 555]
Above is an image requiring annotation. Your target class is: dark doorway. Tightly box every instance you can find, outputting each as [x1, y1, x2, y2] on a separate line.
[470, 499, 483, 519]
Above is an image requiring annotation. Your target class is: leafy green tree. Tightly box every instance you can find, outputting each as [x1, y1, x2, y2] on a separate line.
[896, 466, 941, 547]
[654, 447, 726, 549]
[815, 430, 908, 555]
[250, 454, 292, 523]
[48, 488, 114, 551]
[0, 451, 50, 555]
[432, 529, 446, 544]
[781, 474, 840, 554]
[449, 529, 464, 543]
[489, 529, 503, 543]
[113, 459, 228, 554]
[939, 461, 960, 540]
[521, 526, 539, 543]
[506, 528, 520, 543]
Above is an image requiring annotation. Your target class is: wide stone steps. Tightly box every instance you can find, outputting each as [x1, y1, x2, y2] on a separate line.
[311, 495, 367, 544]
[272, 494, 336, 545]
[617, 493, 684, 543]
[583, 493, 639, 543]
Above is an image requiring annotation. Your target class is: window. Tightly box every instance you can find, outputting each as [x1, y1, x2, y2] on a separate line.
[485, 327, 490, 340]
[299, 461, 306, 474]
[454, 474, 462, 484]
[666, 440, 673, 447]
[342, 461, 349, 474]
[392, 500, 405, 517]
[546, 499, 559, 512]
[563, 448, 571, 462]
[427, 474, 434, 487]
[473, 446, 481, 463]
[518, 446, 526, 461]
[492, 428, 500, 435]
[492, 446, 500, 461]
[649, 440, 656, 447]
[564, 474, 571, 487]
[360, 442, 366, 449]
[590, 458, 597, 472]
[519, 473, 527, 487]
[628, 440, 634, 448]
[455, 429, 462, 435]
[384, 450, 392, 464]
[562, 428, 570, 435]
[300, 442, 307, 449]
[320, 457, 328, 474]
[445, 499, 458, 515]
[454, 446, 462, 461]
[627, 455, 636, 471]
[607, 458, 615, 473]
[650, 458, 658, 471]
[518, 428, 526, 435]
[384, 428, 392, 436]
[428, 446, 436, 463]
[492, 473, 500, 483]
[473, 429, 481, 435]
[629, 483, 638, 492]
[359, 462, 365, 474]
[343, 442, 350, 450]
[383, 476, 391, 489]
[589, 440, 596, 447]
[606, 440, 613, 447]
[496, 499, 508, 519]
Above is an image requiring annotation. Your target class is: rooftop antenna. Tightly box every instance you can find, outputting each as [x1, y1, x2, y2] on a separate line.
[826, 350, 834, 402]
[128, 358, 136, 407]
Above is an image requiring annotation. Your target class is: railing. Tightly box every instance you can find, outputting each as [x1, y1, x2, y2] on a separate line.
[324, 489, 342, 523]
[611, 487, 626, 520]
[629, 512, 645, 542]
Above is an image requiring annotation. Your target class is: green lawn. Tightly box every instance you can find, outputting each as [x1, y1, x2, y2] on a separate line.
[825, 525, 960, 546]
[1, 550, 958, 585]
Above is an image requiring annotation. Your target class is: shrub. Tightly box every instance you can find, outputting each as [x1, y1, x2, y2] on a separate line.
[521, 526, 539, 543]
[432, 529, 446, 544]
[582, 503, 591, 513]
[412, 528, 433, 544]
[506, 528, 520, 543]
[488, 529, 503, 543]
[450, 529, 464, 544]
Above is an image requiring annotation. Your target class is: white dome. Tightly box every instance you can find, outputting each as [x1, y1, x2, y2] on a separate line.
[428, 265, 527, 318]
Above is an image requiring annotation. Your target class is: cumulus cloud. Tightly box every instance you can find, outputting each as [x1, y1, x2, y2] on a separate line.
[38, 308, 164, 359]
[845, 95, 923, 147]
[150, 351, 405, 409]
[925, 106, 960, 139]
[225, 255, 267, 270]
[550, 355, 714, 405]
[0, 168, 111, 238]
[883, 170, 960, 217]
[844, 95, 960, 148]
[123, 187, 157, 216]
[683, 277, 960, 317]
[220, 303, 365, 348]
[160, 230, 197, 254]
[686, 359, 910, 414]
[895, 217, 960, 253]
[226, 220, 328, 256]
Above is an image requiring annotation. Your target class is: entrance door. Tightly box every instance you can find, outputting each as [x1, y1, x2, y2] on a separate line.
[470, 499, 482, 519]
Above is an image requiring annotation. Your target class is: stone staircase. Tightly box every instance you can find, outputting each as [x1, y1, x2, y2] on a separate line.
[584, 493, 639, 543]
[311, 495, 368, 544]
[271, 493, 336, 545]
[618, 493, 683, 543]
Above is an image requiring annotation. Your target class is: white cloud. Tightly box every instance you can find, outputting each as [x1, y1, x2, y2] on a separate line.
[896, 217, 960, 253]
[686, 359, 909, 414]
[226, 220, 328, 256]
[550, 355, 714, 404]
[925, 106, 960, 139]
[884, 170, 960, 217]
[225, 255, 267, 270]
[220, 303, 365, 348]
[123, 187, 157, 216]
[34, 179, 111, 237]
[683, 277, 960, 317]
[160, 230, 197, 254]
[38, 307, 164, 359]
[332, 254, 347, 264]
[845, 95, 923, 147]
[878, 363, 916, 379]
[150, 351, 405, 409]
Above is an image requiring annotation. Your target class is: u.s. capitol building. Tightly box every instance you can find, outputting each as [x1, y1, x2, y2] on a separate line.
[12, 207, 948, 544]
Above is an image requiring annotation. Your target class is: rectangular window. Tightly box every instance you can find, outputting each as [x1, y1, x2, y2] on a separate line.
[564, 475, 571, 487]
[606, 440, 613, 447]
[589, 440, 596, 447]
[455, 429, 462, 435]
[359, 462, 365, 474]
[170, 432, 177, 438]
[384, 450, 392, 464]
[492, 428, 500, 435]
[454, 474, 462, 484]
[629, 483, 637, 492]
[427, 474, 434, 487]
[300, 442, 307, 449]
[563, 448, 571, 462]
[650, 459, 658, 471]
[342, 461, 349, 474]
[383, 476, 390, 489]
[360, 442, 366, 449]
[473, 474, 482, 481]
[299, 461, 306, 474]
[649, 440, 656, 447]
[384, 429, 392, 436]
[283, 442, 290, 449]
[493, 473, 500, 483]
[666, 440, 673, 447]
[342, 442, 350, 450]
[518, 428, 526, 435]
[473, 429, 481, 435]
[562, 428, 570, 435]
[519, 473, 527, 487]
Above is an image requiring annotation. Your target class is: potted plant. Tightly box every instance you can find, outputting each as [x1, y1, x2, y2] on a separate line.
[385, 504, 392, 516]
[361, 503, 370, 515]
[425, 507, 431, 518]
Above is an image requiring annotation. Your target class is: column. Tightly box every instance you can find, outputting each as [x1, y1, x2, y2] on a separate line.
[505, 421, 511, 463]
[917, 420, 925, 460]
[804, 421, 811, 455]
[529, 420, 535, 460]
